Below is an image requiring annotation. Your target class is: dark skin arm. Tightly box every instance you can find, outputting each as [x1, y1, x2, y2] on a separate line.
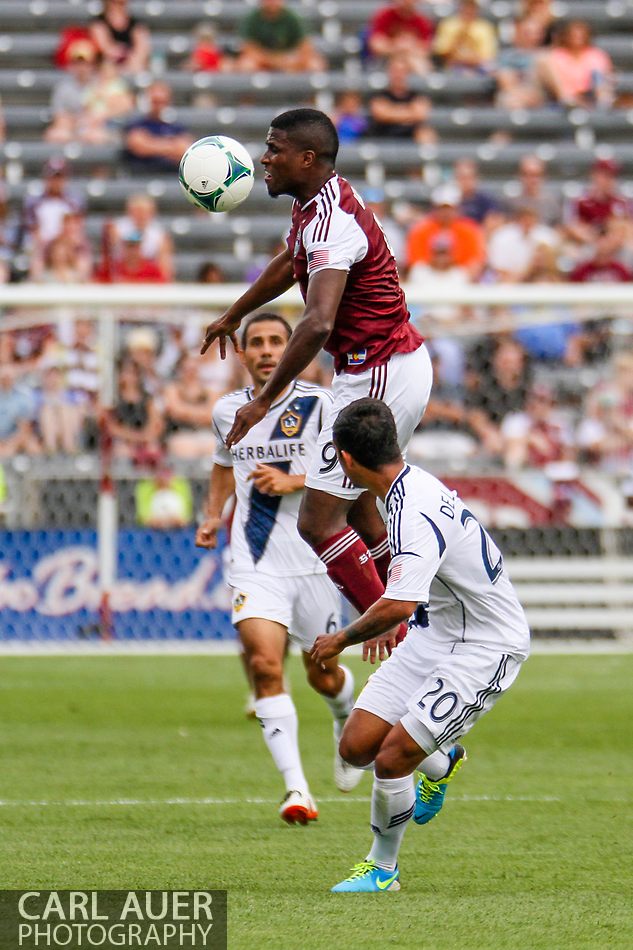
[311, 597, 417, 663]
[201, 248, 296, 358]
[225, 268, 348, 448]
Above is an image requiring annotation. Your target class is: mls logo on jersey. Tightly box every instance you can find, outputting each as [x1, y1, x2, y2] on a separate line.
[233, 592, 247, 612]
[280, 409, 301, 437]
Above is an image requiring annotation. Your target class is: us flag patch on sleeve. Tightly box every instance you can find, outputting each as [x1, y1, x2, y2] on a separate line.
[307, 249, 330, 269]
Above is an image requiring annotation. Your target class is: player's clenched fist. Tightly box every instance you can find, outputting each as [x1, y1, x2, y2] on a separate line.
[195, 516, 222, 549]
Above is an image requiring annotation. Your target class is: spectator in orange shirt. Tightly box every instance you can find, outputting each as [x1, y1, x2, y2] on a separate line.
[406, 183, 486, 279]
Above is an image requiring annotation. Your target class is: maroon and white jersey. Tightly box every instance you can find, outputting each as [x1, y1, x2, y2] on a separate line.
[286, 174, 423, 374]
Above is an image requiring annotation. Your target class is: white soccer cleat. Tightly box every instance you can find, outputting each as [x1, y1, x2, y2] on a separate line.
[334, 725, 364, 793]
[279, 790, 318, 825]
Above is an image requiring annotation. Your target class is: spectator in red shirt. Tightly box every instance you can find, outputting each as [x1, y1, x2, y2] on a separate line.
[564, 159, 630, 248]
[570, 230, 632, 283]
[368, 0, 434, 75]
[183, 23, 227, 73]
[96, 228, 166, 282]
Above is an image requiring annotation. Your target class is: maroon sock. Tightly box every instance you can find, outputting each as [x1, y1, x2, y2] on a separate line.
[367, 533, 391, 587]
[315, 527, 385, 615]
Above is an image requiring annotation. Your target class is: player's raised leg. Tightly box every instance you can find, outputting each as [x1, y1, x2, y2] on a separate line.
[237, 616, 317, 825]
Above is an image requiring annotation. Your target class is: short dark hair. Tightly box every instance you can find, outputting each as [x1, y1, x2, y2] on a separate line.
[270, 108, 339, 165]
[333, 398, 401, 470]
[241, 312, 293, 348]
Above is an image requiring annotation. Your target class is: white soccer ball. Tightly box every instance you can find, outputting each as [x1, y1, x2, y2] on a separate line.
[178, 135, 255, 213]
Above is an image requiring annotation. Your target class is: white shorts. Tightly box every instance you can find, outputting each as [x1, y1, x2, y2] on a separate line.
[230, 571, 341, 652]
[354, 630, 523, 754]
[305, 344, 433, 500]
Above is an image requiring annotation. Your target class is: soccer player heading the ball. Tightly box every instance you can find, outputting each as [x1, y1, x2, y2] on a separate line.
[311, 398, 530, 892]
[196, 313, 363, 826]
[202, 109, 432, 656]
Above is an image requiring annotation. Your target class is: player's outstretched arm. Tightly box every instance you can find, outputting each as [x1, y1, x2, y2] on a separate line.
[201, 248, 296, 356]
[312, 596, 416, 663]
[195, 463, 235, 549]
[225, 269, 347, 447]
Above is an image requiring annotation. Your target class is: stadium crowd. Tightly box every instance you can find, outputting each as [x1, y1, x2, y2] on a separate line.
[1, 0, 632, 522]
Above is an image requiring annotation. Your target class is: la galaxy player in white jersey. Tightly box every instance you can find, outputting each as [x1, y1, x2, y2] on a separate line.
[312, 399, 530, 892]
[196, 313, 362, 826]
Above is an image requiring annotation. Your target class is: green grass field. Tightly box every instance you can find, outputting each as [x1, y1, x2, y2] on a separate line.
[1, 653, 632, 950]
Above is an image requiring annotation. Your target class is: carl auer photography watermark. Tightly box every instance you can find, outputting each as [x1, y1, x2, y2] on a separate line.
[0, 891, 227, 950]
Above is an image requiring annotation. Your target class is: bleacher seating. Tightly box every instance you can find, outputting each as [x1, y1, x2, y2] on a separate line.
[2, 0, 633, 280]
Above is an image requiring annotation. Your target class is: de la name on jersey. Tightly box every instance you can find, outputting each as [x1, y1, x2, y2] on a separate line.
[212, 380, 333, 580]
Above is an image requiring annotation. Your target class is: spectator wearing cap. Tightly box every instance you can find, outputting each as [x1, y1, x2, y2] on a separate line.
[369, 58, 434, 143]
[537, 20, 613, 108]
[111, 194, 174, 282]
[433, 0, 497, 74]
[509, 154, 562, 228]
[90, 0, 151, 75]
[21, 159, 84, 267]
[453, 158, 500, 228]
[123, 82, 193, 174]
[367, 0, 434, 75]
[487, 204, 559, 282]
[564, 159, 630, 249]
[407, 183, 486, 279]
[235, 0, 325, 73]
[46, 41, 101, 144]
[95, 225, 167, 283]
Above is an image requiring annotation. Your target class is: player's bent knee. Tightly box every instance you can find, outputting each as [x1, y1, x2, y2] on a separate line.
[339, 733, 375, 768]
[248, 653, 284, 692]
[374, 747, 409, 779]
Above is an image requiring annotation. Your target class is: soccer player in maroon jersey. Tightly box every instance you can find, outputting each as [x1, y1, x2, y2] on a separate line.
[201, 108, 433, 654]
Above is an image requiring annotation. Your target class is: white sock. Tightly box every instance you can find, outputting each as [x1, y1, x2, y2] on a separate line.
[367, 774, 415, 871]
[322, 664, 355, 740]
[254, 693, 309, 796]
[419, 749, 451, 781]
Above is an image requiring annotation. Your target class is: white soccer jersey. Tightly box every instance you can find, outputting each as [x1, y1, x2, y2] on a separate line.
[212, 381, 332, 580]
[383, 464, 530, 658]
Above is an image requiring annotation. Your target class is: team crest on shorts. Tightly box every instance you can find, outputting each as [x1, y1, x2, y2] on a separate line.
[280, 409, 301, 437]
[233, 592, 247, 612]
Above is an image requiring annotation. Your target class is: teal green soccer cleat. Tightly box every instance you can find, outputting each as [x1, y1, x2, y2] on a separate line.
[331, 861, 400, 893]
[413, 744, 467, 826]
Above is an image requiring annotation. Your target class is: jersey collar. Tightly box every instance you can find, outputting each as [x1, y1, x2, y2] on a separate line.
[386, 464, 410, 507]
[247, 381, 296, 410]
[300, 173, 338, 211]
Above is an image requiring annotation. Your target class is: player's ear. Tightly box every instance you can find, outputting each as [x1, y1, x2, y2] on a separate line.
[302, 149, 317, 169]
[338, 448, 354, 472]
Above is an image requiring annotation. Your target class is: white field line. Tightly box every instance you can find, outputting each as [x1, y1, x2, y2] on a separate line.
[0, 794, 597, 808]
[0, 639, 632, 656]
